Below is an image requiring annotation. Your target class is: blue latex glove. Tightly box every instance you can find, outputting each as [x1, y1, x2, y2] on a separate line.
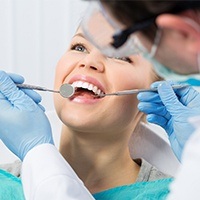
[137, 81, 200, 161]
[8, 73, 42, 105]
[0, 70, 54, 160]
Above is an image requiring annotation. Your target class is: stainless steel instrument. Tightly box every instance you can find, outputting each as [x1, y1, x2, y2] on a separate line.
[16, 83, 75, 98]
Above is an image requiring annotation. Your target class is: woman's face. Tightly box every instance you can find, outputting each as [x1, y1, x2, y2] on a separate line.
[54, 29, 155, 135]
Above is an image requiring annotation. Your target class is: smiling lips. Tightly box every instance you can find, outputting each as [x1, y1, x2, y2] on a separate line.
[71, 80, 105, 98]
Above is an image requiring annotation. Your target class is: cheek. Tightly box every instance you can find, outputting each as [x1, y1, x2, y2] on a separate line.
[53, 54, 77, 114]
[127, 62, 154, 89]
[109, 57, 153, 91]
[111, 96, 139, 130]
[54, 53, 79, 89]
[123, 96, 139, 117]
[54, 58, 68, 88]
[54, 87, 71, 123]
[113, 68, 152, 91]
[53, 94, 61, 115]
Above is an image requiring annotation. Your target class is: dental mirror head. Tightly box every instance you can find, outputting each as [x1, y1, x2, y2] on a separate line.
[59, 83, 75, 98]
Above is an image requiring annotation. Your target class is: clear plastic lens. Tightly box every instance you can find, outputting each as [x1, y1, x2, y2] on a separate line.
[81, 2, 148, 57]
[81, 2, 117, 50]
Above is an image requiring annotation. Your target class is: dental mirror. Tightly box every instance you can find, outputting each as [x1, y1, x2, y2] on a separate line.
[16, 83, 75, 98]
[59, 83, 75, 98]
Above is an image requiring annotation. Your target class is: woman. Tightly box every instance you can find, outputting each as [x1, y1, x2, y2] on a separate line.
[0, 28, 172, 199]
[52, 28, 172, 199]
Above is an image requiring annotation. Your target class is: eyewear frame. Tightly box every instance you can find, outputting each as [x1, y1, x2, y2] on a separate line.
[103, 0, 200, 49]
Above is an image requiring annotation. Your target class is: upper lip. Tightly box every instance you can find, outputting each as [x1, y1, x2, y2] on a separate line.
[68, 75, 105, 95]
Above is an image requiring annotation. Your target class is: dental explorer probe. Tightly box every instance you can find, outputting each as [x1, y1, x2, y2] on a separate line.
[97, 84, 188, 97]
[16, 83, 75, 98]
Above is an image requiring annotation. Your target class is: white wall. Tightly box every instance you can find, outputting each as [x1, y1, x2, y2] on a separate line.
[0, 0, 89, 111]
[0, 0, 89, 163]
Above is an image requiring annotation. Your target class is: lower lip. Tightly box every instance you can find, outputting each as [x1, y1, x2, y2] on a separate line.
[69, 96, 102, 104]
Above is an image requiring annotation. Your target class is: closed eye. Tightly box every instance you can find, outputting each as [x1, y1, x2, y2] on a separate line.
[114, 57, 132, 63]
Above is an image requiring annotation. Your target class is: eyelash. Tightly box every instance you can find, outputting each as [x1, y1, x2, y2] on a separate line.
[113, 57, 132, 63]
[70, 43, 87, 52]
[70, 42, 132, 63]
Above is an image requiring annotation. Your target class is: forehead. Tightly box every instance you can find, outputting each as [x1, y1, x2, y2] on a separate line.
[73, 27, 92, 42]
[76, 27, 82, 34]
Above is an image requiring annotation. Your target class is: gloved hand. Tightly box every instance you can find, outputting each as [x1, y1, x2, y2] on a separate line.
[137, 81, 200, 161]
[8, 72, 42, 105]
[0, 70, 54, 160]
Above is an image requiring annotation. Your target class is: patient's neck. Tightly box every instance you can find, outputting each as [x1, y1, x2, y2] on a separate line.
[59, 126, 140, 194]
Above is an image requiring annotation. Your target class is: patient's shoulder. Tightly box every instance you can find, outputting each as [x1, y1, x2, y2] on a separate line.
[0, 160, 21, 177]
[135, 159, 172, 182]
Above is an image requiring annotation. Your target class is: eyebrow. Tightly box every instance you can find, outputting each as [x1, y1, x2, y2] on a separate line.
[73, 33, 85, 39]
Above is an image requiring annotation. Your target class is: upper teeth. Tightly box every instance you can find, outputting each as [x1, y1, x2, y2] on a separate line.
[71, 81, 104, 95]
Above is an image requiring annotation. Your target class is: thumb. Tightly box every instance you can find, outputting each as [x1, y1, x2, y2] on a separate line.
[158, 82, 183, 113]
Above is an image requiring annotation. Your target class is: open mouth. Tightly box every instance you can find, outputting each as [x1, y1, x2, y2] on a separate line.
[71, 81, 105, 99]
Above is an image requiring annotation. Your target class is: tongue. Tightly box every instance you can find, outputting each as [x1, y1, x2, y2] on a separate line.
[74, 90, 95, 99]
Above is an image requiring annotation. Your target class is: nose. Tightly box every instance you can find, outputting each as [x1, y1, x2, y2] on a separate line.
[78, 49, 105, 72]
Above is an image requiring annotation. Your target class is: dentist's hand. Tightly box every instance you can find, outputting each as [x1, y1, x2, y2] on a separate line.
[137, 81, 200, 161]
[0, 70, 53, 160]
[8, 73, 42, 105]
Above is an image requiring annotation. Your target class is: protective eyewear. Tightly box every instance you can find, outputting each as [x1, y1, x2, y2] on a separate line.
[81, 1, 153, 57]
[81, 0, 200, 58]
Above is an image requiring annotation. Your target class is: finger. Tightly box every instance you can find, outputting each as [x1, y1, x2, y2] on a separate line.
[146, 114, 168, 128]
[0, 71, 36, 110]
[8, 73, 24, 84]
[21, 88, 42, 104]
[137, 91, 162, 103]
[138, 102, 167, 115]
[158, 82, 184, 113]
[7, 73, 42, 103]
[38, 103, 45, 112]
[175, 86, 200, 107]
[150, 81, 165, 88]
